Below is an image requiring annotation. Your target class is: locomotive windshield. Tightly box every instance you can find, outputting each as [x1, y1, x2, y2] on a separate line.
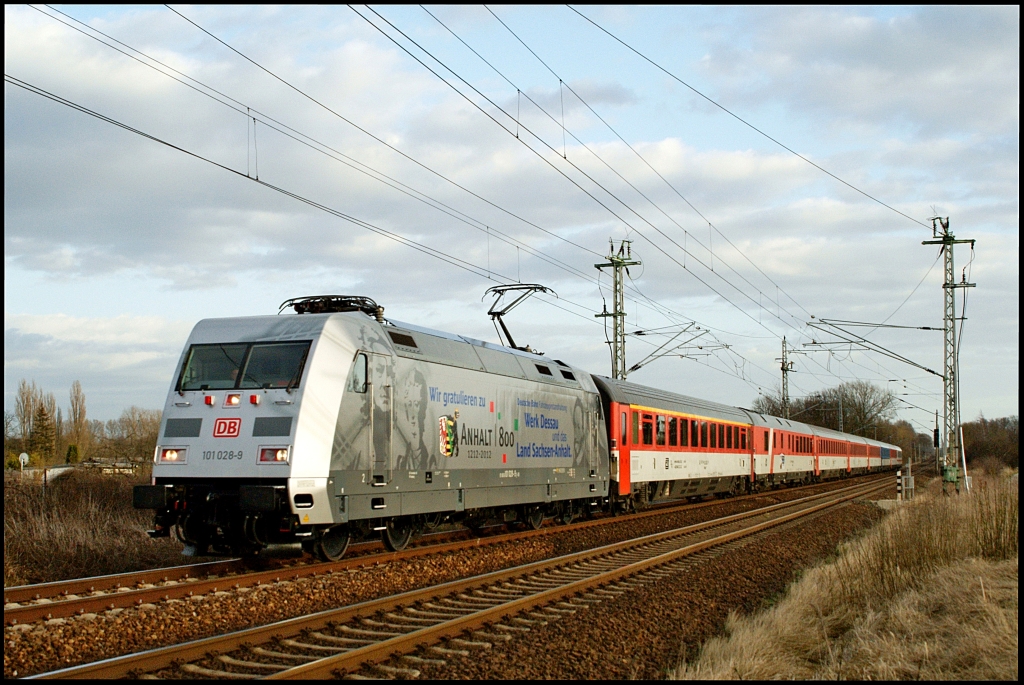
[179, 341, 311, 391]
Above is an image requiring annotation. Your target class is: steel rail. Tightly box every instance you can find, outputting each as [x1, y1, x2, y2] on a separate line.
[29, 478, 890, 680]
[274, 479, 891, 679]
[3, 559, 242, 605]
[4, 472, 886, 625]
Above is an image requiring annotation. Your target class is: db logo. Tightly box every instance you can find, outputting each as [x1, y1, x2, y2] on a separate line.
[213, 417, 242, 438]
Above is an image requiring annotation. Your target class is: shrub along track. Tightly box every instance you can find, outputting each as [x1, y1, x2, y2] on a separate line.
[4, 474, 889, 678]
[21, 479, 890, 679]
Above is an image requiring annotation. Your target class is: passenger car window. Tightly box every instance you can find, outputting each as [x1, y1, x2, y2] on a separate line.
[656, 416, 666, 446]
[642, 419, 653, 446]
[701, 421, 708, 448]
[620, 411, 627, 446]
[710, 423, 717, 448]
[632, 411, 639, 444]
[668, 417, 678, 446]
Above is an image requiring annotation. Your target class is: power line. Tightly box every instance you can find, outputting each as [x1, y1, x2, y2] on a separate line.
[566, 5, 932, 230]
[380, 6, 884, 401]
[32, 9, 921, 401]
[479, 5, 815, 327]
[29, 4, 606, 290]
[3, 73, 608, 333]
[41, 2, 713, 343]
[161, 4, 602, 261]
[427, 5, 813, 337]
[355, 5, 807, 344]
[161, 3, 875, 398]
[157, 3, 726, 346]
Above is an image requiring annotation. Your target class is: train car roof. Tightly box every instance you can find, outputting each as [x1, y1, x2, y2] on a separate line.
[383, 318, 596, 392]
[592, 375, 900, 450]
[592, 376, 752, 424]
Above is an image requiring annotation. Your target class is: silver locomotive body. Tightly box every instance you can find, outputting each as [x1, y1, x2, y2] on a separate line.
[135, 304, 608, 557]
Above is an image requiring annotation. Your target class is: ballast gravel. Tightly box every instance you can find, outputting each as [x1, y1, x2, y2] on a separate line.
[404, 500, 887, 680]
[3, 478, 882, 678]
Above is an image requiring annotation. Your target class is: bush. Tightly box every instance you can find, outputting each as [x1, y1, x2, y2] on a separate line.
[3, 469, 188, 586]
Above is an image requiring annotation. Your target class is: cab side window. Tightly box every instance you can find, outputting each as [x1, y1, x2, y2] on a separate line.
[350, 353, 368, 393]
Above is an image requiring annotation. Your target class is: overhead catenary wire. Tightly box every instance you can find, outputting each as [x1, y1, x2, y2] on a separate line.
[160, 3, 903, 399]
[391, 5, 921, 404]
[153, 1, 753, 348]
[30, 3, 605, 292]
[479, 4, 815, 325]
[428, 5, 813, 337]
[566, 4, 932, 231]
[363, 6, 942, 411]
[354, 4, 807, 344]
[3, 73, 607, 332]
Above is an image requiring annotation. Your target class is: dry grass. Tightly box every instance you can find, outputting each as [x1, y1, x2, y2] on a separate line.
[673, 474, 1018, 680]
[3, 470, 187, 586]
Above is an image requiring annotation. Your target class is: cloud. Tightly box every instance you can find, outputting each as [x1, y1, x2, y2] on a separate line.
[4, 313, 194, 418]
[700, 6, 1020, 138]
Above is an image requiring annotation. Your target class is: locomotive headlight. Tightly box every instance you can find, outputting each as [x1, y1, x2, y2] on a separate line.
[159, 447, 187, 463]
[259, 447, 290, 463]
[226, 393, 241, 406]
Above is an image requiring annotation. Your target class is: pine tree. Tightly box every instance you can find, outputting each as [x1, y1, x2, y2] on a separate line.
[29, 403, 56, 464]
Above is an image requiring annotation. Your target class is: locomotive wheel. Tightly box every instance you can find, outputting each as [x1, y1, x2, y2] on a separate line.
[526, 507, 544, 530]
[382, 517, 414, 552]
[174, 514, 209, 556]
[558, 501, 576, 525]
[314, 525, 351, 562]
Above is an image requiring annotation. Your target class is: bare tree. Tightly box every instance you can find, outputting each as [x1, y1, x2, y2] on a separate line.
[15, 379, 40, 441]
[751, 380, 897, 438]
[69, 380, 89, 459]
[4, 409, 18, 460]
[94, 407, 161, 464]
[750, 389, 784, 417]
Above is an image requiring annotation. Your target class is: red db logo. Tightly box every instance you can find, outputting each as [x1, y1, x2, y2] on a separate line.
[213, 417, 242, 438]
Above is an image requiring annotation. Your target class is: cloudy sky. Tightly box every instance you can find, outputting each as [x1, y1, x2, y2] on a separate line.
[4, 5, 1019, 430]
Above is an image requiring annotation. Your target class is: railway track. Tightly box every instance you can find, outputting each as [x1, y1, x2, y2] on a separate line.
[29, 477, 890, 680]
[3, 473, 887, 626]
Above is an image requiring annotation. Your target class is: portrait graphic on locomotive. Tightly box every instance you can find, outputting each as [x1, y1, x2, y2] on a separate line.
[134, 295, 900, 560]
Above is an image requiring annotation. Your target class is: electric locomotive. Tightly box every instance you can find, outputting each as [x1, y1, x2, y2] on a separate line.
[134, 296, 608, 560]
